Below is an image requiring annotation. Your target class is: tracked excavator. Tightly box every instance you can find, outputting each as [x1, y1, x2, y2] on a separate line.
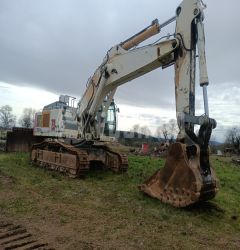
[31, 0, 218, 207]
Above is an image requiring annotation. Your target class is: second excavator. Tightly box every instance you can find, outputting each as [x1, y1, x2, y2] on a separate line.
[31, 0, 218, 207]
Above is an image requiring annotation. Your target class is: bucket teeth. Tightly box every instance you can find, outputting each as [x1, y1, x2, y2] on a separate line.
[139, 142, 218, 207]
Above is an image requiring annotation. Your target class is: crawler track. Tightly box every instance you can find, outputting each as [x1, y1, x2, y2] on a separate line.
[31, 140, 128, 178]
[31, 140, 89, 178]
[0, 221, 54, 250]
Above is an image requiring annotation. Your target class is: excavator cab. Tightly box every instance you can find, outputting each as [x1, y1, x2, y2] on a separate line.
[95, 101, 117, 137]
[104, 102, 117, 136]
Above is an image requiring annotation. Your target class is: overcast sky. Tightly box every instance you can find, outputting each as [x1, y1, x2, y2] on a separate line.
[0, 0, 239, 142]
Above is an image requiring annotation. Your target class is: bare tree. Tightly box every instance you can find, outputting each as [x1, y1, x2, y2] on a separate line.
[155, 124, 168, 140]
[0, 105, 16, 129]
[161, 123, 169, 140]
[155, 119, 177, 141]
[225, 127, 240, 153]
[168, 119, 178, 141]
[132, 124, 140, 133]
[140, 126, 151, 137]
[19, 108, 36, 128]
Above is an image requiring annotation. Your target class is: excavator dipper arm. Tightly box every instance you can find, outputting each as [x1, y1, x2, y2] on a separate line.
[139, 0, 218, 207]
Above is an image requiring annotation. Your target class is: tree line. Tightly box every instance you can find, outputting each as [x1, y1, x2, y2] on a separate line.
[131, 121, 240, 155]
[131, 118, 178, 141]
[224, 127, 240, 154]
[1, 104, 240, 154]
[0, 105, 36, 129]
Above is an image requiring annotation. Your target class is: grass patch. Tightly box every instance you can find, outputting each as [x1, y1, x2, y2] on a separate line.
[0, 152, 239, 249]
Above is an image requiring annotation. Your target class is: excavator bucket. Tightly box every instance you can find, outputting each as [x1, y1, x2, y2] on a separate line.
[139, 142, 218, 207]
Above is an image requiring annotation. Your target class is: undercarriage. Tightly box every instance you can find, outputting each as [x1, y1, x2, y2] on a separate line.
[31, 140, 128, 178]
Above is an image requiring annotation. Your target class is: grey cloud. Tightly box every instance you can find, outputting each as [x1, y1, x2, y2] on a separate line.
[212, 123, 236, 143]
[0, 0, 181, 102]
[139, 114, 162, 125]
[0, 0, 239, 125]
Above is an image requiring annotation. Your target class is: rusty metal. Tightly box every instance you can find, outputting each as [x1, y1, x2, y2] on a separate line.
[0, 221, 54, 250]
[139, 142, 218, 207]
[6, 127, 44, 153]
[31, 140, 89, 178]
[31, 140, 128, 178]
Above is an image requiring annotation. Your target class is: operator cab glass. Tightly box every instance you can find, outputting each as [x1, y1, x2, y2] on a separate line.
[104, 102, 117, 136]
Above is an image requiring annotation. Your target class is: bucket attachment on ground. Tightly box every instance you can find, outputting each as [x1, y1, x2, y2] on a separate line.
[139, 142, 218, 207]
